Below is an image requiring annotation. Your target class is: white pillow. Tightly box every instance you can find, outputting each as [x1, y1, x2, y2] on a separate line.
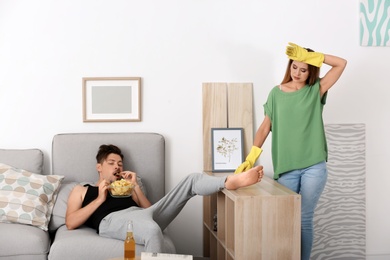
[0, 163, 64, 231]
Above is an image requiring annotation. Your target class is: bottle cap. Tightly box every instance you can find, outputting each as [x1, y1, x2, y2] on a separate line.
[127, 220, 133, 231]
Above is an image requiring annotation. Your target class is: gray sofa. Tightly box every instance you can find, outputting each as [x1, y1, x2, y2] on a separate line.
[0, 148, 48, 260]
[0, 133, 176, 260]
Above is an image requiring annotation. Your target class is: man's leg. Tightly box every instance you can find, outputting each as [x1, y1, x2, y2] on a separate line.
[99, 207, 166, 253]
[152, 166, 263, 231]
[99, 166, 263, 253]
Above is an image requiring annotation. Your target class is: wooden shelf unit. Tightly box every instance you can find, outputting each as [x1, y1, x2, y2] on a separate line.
[203, 172, 301, 260]
[202, 83, 301, 259]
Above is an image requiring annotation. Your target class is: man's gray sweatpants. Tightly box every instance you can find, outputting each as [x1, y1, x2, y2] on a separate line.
[99, 172, 226, 253]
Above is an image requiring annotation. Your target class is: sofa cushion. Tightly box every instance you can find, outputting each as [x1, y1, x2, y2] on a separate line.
[0, 222, 50, 260]
[49, 181, 78, 231]
[0, 163, 64, 231]
[0, 148, 43, 174]
[52, 133, 162, 204]
[49, 225, 176, 260]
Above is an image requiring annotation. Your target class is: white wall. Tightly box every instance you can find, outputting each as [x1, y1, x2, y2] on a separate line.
[0, 0, 389, 258]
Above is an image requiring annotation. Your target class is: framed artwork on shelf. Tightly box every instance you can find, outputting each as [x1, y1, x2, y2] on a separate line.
[82, 77, 141, 122]
[211, 128, 244, 172]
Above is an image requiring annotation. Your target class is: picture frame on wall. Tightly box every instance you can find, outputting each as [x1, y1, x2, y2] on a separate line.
[82, 77, 141, 122]
[211, 128, 244, 172]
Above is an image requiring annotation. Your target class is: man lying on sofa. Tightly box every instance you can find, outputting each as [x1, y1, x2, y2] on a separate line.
[65, 144, 264, 253]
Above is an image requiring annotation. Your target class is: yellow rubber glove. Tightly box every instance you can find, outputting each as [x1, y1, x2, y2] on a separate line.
[286, 42, 324, 68]
[234, 146, 262, 174]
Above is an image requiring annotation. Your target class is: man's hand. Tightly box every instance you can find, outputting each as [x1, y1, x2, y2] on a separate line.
[120, 171, 138, 186]
[97, 180, 109, 202]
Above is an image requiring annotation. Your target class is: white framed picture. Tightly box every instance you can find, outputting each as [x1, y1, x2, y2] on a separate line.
[211, 128, 244, 172]
[82, 77, 141, 122]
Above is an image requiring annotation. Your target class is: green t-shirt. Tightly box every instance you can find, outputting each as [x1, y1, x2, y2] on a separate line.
[263, 79, 328, 179]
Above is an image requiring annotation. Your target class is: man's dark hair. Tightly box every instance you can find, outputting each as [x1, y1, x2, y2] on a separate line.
[96, 144, 124, 163]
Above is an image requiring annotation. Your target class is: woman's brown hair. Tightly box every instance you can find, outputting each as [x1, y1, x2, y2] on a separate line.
[281, 48, 320, 86]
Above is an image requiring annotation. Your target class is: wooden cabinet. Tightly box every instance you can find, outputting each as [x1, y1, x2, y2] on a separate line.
[202, 83, 301, 259]
[203, 172, 301, 260]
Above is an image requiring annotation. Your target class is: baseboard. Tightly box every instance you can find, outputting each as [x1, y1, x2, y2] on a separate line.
[366, 253, 390, 260]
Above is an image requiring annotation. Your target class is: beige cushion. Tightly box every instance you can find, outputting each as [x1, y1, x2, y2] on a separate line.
[0, 163, 64, 231]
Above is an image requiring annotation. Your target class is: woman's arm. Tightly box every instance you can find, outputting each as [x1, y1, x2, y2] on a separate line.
[319, 54, 347, 97]
[234, 115, 271, 173]
[253, 115, 271, 148]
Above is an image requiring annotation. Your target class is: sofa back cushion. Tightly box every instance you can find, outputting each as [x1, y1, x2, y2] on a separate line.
[51, 132, 165, 205]
[0, 148, 44, 174]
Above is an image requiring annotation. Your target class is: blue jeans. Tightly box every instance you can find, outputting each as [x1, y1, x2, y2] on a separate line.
[277, 161, 327, 260]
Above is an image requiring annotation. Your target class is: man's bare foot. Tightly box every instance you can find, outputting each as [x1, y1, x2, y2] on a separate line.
[225, 165, 264, 190]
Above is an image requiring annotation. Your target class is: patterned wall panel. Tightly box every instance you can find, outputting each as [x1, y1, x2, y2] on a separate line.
[360, 0, 390, 46]
[312, 124, 366, 259]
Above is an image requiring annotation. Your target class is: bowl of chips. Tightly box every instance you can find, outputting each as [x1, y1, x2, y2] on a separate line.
[109, 179, 135, 197]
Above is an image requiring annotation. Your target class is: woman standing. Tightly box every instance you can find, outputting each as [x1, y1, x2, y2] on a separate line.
[235, 42, 347, 260]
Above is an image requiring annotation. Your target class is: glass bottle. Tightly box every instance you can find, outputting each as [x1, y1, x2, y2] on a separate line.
[124, 220, 135, 260]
